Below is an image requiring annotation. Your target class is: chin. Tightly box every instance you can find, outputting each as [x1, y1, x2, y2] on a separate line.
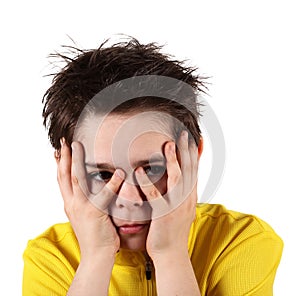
[120, 235, 147, 252]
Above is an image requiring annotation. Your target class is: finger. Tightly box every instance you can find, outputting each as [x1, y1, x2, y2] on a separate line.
[176, 132, 199, 208]
[164, 141, 181, 191]
[135, 167, 162, 200]
[135, 167, 168, 218]
[165, 140, 192, 210]
[71, 141, 90, 200]
[189, 138, 199, 180]
[177, 130, 191, 174]
[185, 138, 199, 206]
[90, 169, 125, 210]
[57, 138, 73, 203]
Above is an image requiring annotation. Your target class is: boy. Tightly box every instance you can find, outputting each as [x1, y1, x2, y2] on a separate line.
[23, 38, 283, 295]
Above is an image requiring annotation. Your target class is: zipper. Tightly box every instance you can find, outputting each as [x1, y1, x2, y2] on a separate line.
[145, 259, 152, 280]
[144, 252, 154, 295]
[144, 252, 152, 280]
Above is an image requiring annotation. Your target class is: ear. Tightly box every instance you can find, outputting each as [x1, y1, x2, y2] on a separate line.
[197, 136, 203, 160]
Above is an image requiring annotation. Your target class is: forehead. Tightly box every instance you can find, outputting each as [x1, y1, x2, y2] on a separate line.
[79, 112, 174, 166]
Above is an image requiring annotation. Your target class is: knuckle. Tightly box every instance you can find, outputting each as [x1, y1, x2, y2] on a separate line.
[149, 187, 160, 199]
[58, 168, 68, 180]
[192, 161, 198, 171]
[71, 175, 79, 185]
[108, 177, 121, 191]
[169, 173, 181, 185]
[181, 161, 190, 170]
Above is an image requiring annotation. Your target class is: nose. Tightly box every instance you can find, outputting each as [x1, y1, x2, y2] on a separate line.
[116, 181, 144, 208]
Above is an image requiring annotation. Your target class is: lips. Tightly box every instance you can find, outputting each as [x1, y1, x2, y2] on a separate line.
[118, 224, 148, 234]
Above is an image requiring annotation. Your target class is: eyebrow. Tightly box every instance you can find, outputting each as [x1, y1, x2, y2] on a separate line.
[85, 155, 166, 170]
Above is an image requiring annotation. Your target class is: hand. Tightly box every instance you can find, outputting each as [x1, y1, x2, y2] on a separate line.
[55, 138, 125, 259]
[135, 131, 198, 259]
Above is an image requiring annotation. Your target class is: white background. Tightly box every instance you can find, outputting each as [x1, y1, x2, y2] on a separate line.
[1, 0, 299, 294]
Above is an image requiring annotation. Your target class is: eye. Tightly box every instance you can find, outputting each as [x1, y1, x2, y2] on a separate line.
[88, 171, 113, 182]
[144, 165, 166, 177]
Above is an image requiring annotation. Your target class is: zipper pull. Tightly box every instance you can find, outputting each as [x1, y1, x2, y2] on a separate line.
[145, 259, 152, 280]
[144, 252, 152, 280]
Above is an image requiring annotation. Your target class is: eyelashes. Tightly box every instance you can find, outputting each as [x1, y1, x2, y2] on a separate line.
[143, 165, 166, 177]
[88, 170, 114, 182]
[88, 165, 166, 183]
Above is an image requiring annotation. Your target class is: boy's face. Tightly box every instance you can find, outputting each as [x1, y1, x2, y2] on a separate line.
[78, 112, 176, 251]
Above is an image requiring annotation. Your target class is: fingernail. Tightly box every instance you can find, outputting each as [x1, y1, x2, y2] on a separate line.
[60, 137, 65, 147]
[71, 142, 76, 151]
[182, 130, 188, 139]
[115, 169, 125, 179]
[136, 167, 145, 175]
[169, 142, 175, 154]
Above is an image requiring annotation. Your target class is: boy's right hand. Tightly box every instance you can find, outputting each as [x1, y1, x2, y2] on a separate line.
[55, 138, 124, 260]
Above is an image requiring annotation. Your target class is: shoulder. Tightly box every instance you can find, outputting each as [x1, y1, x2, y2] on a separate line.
[194, 203, 281, 233]
[191, 203, 283, 250]
[189, 204, 283, 295]
[23, 222, 79, 270]
[25, 222, 77, 249]
[23, 223, 79, 295]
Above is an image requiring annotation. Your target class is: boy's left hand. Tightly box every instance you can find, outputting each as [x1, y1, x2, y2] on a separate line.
[135, 130, 199, 260]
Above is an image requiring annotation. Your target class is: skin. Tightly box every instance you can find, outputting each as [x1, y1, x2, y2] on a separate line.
[55, 113, 203, 296]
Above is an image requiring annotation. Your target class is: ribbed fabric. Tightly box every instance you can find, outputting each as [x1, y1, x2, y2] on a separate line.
[23, 204, 283, 295]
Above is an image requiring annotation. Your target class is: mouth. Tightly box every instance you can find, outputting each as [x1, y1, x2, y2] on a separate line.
[117, 223, 148, 235]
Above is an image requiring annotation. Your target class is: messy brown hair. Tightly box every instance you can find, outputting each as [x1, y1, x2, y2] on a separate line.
[42, 38, 208, 150]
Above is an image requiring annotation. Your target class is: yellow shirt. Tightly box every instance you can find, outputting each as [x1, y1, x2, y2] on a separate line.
[23, 204, 283, 295]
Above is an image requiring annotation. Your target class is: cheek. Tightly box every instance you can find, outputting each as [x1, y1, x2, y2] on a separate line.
[87, 177, 106, 195]
[153, 173, 168, 195]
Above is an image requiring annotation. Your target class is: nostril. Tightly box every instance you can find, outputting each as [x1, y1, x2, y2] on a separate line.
[116, 196, 143, 208]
